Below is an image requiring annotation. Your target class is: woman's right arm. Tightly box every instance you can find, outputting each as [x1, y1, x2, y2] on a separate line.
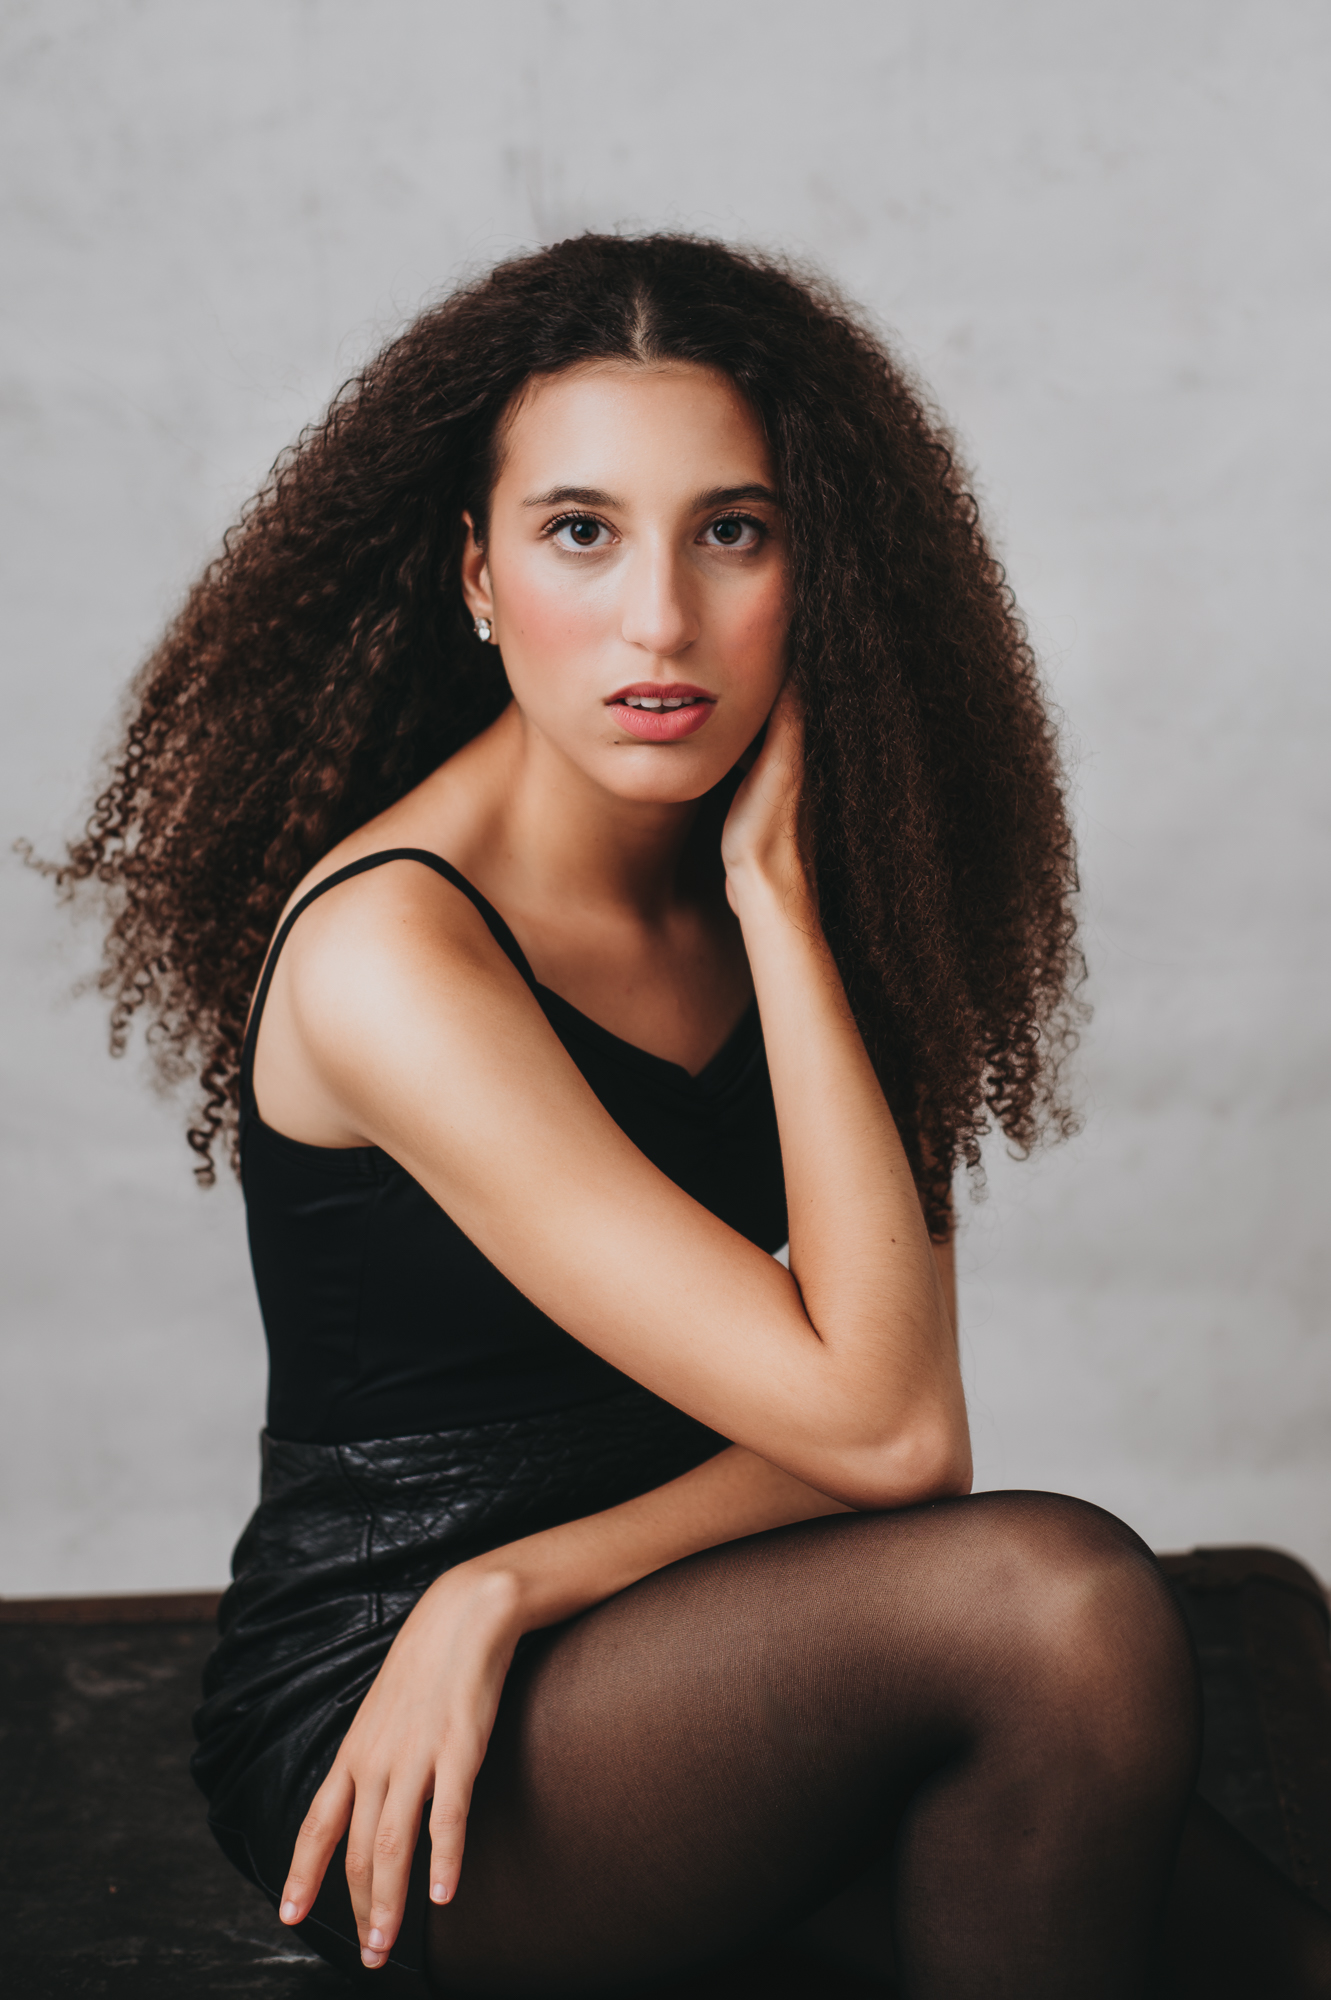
[284, 696, 969, 1511]
[717, 691, 969, 1501]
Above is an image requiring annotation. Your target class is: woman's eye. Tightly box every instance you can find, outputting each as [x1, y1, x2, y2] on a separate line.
[703, 515, 762, 550]
[550, 515, 611, 550]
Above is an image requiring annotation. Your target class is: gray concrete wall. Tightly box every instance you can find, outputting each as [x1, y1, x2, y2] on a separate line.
[3, 0, 1327, 1593]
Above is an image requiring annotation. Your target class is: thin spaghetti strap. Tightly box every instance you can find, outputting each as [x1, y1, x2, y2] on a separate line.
[239, 848, 538, 1117]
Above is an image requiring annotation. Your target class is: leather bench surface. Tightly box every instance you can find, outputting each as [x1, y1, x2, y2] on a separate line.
[1161, 1546, 1331, 1915]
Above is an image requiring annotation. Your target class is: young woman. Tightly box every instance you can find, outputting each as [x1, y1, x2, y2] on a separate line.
[58, 235, 1331, 1996]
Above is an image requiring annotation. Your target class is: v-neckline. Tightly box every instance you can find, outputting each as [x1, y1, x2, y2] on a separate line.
[533, 984, 760, 1089]
[446, 860, 757, 1090]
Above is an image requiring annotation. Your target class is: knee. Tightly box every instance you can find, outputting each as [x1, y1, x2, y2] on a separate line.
[940, 1492, 1198, 1729]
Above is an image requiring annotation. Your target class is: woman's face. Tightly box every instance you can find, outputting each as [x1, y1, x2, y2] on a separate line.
[462, 359, 790, 803]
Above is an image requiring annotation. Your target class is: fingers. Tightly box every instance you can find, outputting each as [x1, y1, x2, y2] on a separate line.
[347, 1779, 422, 1970]
[761, 684, 805, 783]
[427, 1787, 472, 1909]
[347, 1767, 478, 1967]
[768, 677, 805, 733]
[279, 1764, 353, 1927]
[285, 1766, 433, 1971]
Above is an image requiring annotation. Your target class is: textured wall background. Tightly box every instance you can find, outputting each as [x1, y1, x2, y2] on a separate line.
[3, 0, 1327, 1593]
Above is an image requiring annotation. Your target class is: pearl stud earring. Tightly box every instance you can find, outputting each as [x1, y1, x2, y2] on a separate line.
[474, 617, 492, 643]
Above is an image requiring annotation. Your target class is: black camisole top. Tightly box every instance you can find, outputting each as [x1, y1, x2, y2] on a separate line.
[241, 850, 788, 1445]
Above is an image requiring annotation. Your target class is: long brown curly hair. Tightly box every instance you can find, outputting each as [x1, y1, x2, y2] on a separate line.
[47, 232, 1083, 1236]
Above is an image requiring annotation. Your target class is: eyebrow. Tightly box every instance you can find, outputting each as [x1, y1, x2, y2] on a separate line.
[694, 483, 781, 510]
[522, 482, 781, 511]
[524, 485, 622, 510]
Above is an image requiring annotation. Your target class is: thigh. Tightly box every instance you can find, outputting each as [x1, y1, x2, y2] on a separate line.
[426, 1493, 1186, 1995]
[430, 1511, 911, 1992]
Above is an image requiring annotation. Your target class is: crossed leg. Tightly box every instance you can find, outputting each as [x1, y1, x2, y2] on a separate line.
[426, 1492, 1201, 1997]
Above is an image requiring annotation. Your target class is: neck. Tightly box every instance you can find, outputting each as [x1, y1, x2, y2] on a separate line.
[432, 701, 720, 923]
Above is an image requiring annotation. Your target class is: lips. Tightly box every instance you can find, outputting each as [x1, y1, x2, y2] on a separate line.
[606, 682, 716, 743]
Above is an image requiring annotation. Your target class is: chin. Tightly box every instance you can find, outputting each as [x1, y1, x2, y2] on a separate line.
[600, 760, 729, 806]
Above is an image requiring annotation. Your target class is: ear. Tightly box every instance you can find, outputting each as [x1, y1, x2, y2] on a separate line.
[459, 513, 494, 624]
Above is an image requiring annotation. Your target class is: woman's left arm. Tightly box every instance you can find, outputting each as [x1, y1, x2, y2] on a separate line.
[278, 1438, 853, 1966]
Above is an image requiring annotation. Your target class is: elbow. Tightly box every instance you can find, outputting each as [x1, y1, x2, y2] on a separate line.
[824, 1415, 973, 1514]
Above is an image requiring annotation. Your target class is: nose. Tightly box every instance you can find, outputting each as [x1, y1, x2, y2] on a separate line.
[618, 541, 699, 661]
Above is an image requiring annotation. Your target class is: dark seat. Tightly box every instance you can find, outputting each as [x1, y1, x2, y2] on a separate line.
[3, 1547, 1328, 1997]
[1159, 1546, 1331, 1911]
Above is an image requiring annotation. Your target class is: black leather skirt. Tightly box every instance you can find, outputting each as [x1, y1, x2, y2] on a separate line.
[192, 1386, 724, 1993]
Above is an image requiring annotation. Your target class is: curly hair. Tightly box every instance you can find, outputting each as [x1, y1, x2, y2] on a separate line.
[48, 232, 1084, 1235]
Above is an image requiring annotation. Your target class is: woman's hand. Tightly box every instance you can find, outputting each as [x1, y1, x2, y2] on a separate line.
[720, 682, 810, 913]
[277, 1560, 524, 1970]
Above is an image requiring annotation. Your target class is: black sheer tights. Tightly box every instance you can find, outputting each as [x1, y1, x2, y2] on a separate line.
[422, 1491, 1283, 1999]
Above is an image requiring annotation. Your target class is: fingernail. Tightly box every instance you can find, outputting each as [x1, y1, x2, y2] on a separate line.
[362, 1948, 385, 1968]
[430, 1882, 450, 1903]
[368, 1929, 386, 1950]
[279, 1901, 299, 1923]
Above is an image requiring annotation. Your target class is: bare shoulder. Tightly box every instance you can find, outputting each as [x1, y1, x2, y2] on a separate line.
[280, 851, 539, 1056]
[252, 847, 549, 1149]
[282, 849, 502, 984]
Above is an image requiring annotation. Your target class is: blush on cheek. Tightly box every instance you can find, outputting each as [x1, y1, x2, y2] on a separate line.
[497, 565, 580, 642]
[726, 565, 790, 640]
[722, 599, 789, 688]
[494, 578, 609, 723]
